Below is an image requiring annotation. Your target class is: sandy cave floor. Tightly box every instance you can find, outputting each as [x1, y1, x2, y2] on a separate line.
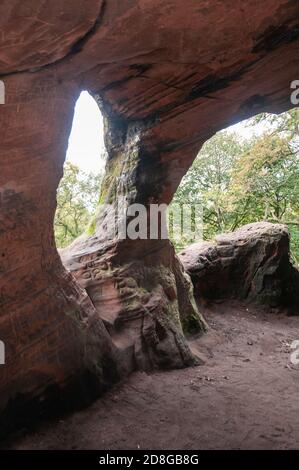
[2, 301, 299, 450]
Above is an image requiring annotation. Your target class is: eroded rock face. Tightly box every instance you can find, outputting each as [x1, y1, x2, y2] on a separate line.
[180, 222, 299, 307]
[1, 0, 299, 432]
[0, 76, 120, 435]
[62, 238, 206, 374]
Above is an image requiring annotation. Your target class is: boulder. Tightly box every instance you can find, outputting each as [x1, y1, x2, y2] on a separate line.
[179, 222, 299, 307]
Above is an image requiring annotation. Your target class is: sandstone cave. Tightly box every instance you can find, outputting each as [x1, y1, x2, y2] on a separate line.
[0, 0, 299, 455]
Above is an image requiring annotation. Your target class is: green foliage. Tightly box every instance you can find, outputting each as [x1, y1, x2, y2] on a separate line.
[54, 162, 102, 248]
[172, 110, 299, 259]
[289, 224, 299, 265]
[246, 108, 299, 139]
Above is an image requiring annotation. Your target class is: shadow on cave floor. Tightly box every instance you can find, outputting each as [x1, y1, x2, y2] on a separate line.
[2, 301, 299, 450]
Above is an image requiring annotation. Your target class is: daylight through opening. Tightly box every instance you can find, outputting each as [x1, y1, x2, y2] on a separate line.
[172, 109, 299, 262]
[54, 91, 106, 248]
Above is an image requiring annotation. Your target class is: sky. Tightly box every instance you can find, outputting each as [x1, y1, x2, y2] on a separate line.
[66, 91, 106, 174]
[66, 91, 266, 175]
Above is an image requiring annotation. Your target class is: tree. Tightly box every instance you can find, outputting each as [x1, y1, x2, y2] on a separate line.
[171, 110, 299, 259]
[231, 134, 299, 225]
[246, 108, 299, 140]
[54, 162, 102, 248]
[172, 131, 247, 241]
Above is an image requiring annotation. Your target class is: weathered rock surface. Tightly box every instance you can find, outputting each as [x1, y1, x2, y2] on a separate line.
[1, 0, 299, 432]
[62, 238, 206, 374]
[180, 222, 299, 307]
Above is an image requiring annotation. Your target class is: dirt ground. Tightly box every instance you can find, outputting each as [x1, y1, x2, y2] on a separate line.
[2, 301, 299, 450]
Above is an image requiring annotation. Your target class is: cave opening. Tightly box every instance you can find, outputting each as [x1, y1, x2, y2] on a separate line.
[2, 0, 299, 452]
[172, 109, 299, 258]
[176, 108, 299, 310]
[54, 91, 106, 248]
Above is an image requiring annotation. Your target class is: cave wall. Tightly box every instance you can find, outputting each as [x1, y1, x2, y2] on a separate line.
[0, 73, 121, 433]
[0, 0, 299, 430]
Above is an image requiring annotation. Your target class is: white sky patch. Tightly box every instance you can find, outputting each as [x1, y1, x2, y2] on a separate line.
[66, 91, 105, 175]
[226, 119, 268, 139]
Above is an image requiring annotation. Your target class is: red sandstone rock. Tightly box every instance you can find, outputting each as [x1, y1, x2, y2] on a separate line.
[1, 0, 299, 432]
[179, 222, 299, 307]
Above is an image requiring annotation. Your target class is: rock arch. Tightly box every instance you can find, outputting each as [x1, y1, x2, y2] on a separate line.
[0, 0, 299, 432]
